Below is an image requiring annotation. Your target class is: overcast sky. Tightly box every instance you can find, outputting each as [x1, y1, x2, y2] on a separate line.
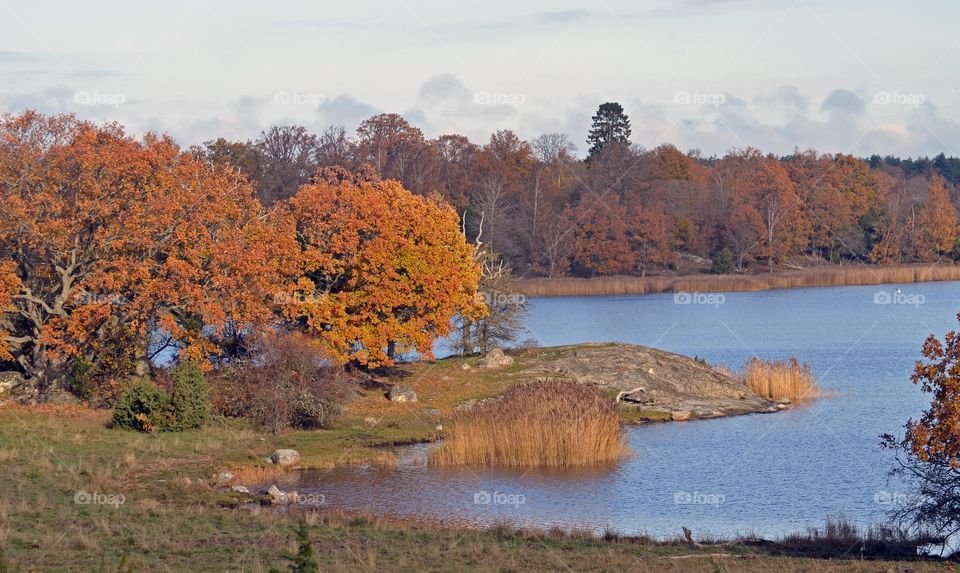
[2, 0, 958, 157]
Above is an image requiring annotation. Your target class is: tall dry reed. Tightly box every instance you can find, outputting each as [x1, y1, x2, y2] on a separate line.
[517, 264, 960, 297]
[429, 379, 629, 467]
[743, 357, 821, 401]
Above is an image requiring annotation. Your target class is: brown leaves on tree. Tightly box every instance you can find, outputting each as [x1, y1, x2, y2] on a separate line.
[278, 178, 483, 367]
[907, 314, 960, 466]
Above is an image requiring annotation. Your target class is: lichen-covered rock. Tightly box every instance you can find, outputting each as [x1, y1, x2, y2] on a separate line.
[478, 348, 515, 369]
[521, 343, 773, 420]
[269, 449, 300, 467]
[388, 385, 417, 403]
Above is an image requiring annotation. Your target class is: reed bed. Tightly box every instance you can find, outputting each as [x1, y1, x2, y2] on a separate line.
[429, 379, 629, 468]
[517, 263, 960, 297]
[743, 357, 822, 401]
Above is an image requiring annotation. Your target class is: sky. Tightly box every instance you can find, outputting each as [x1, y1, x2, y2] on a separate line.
[1, 0, 959, 158]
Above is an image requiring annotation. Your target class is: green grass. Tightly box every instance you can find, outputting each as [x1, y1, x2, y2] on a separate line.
[0, 353, 954, 571]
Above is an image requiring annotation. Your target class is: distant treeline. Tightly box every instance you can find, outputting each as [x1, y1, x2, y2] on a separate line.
[195, 103, 960, 278]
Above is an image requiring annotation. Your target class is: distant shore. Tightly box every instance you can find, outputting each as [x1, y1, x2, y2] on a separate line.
[517, 264, 960, 297]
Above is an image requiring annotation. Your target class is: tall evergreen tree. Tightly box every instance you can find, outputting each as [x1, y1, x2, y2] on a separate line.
[586, 102, 631, 159]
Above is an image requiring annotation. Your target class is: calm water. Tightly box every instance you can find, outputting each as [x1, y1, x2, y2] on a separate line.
[290, 281, 960, 539]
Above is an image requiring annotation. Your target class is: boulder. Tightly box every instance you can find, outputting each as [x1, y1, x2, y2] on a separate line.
[460, 363, 472, 371]
[269, 449, 301, 467]
[671, 410, 693, 421]
[0, 371, 24, 395]
[478, 348, 514, 369]
[231, 485, 250, 494]
[388, 385, 417, 403]
[265, 484, 298, 505]
[216, 471, 234, 483]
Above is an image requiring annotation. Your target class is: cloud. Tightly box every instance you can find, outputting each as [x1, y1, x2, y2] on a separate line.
[315, 94, 379, 130]
[821, 89, 866, 123]
[535, 10, 591, 24]
[418, 74, 471, 104]
[754, 85, 809, 115]
[0, 51, 38, 63]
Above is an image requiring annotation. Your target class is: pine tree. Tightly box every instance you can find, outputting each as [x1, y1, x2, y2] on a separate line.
[284, 522, 319, 573]
[586, 102, 631, 159]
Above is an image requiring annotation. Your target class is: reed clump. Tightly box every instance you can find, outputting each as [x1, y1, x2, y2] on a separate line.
[517, 264, 960, 297]
[429, 379, 629, 468]
[743, 357, 822, 401]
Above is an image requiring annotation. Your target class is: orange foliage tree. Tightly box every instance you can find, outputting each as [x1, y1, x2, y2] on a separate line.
[572, 194, 633, 276]
[883, 313, 960, 535]
[924, 176, 958, 258]
[278, 175, 483, 367]
[0, 112, 286, 395]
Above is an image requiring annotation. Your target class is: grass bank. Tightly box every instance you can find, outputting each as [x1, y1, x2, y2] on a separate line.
[517, 263, 960, 297]
[0, 406, 953, 572]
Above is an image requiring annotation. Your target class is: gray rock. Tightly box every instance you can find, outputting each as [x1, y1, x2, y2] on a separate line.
[478, 348, 514, 369]
[388, 385, 417, 403]
[270, 449, 301, 467]
[0, 371, 24, 395]
[671, 410, 693, 421]
[216, 471, 234, 483]
[231, 485, 250, 494]
[265, 484, 298, 504]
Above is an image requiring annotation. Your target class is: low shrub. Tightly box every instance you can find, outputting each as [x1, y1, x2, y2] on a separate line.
[209, 332, 353, 433]
[111, 361, 209, 432]
[169, 361, 209, 430]
[430, 378, 628, 467]
[111, 381, 171, 432]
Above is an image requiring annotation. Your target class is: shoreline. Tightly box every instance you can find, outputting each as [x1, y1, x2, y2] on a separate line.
[516, 263, 960, 297]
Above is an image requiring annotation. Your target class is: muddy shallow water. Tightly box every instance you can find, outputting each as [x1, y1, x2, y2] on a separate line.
[291, 281, 960, 539]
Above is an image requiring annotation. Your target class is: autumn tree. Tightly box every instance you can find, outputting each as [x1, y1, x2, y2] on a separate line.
[255, 125, 320, 204]
[571, 194, 633, 276]
[884, 314, 960, 537]
[586, 102, 631, 160]
[355, 114, 427, 187]
[923, 176, 958, 258]
[627, 203, 673, 276]
[279, 175, 484, 367]
[0, 112, 287, 398]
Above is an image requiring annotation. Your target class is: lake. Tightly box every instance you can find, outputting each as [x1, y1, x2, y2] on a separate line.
[290, 281, 960, 539]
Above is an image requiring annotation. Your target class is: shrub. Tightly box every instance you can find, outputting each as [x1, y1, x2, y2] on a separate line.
[169, 361, 209, 430]
[430, 378, 628, 467]
[209, 332, 353, 433]
[742, 357, 822, 401]
[710, 247, 735, 274]
[111, 381, 171, 432]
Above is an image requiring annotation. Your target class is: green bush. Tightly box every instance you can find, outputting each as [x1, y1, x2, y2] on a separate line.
[710, 247, 735, 275]
[111, 361, 210, 432]
[111, 381, 171, 432]
[169, 361, 209, 430]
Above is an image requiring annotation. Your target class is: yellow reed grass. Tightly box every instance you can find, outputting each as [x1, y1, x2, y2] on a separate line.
[743, 357, 822, 401]
[429, 379, 629, 468]
[516, 264, 960, 297]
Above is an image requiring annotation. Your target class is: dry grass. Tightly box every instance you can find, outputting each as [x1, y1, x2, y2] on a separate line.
[429, 379, 629, 467]
[743, 358, 822, 401]
[518, 263, 960, 297]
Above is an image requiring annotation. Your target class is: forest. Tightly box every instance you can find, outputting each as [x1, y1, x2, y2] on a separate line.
[198, 101, 960, 278]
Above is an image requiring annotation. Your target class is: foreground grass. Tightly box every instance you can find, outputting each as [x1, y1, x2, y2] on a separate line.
[0, 404, 955, 571]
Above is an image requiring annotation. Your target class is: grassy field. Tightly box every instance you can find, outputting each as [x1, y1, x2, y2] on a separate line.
[517, 263, 960, 297]
[0, 352, 955, 571]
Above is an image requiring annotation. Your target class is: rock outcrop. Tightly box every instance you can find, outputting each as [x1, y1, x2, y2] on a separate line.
[519, 343, 775, 420]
